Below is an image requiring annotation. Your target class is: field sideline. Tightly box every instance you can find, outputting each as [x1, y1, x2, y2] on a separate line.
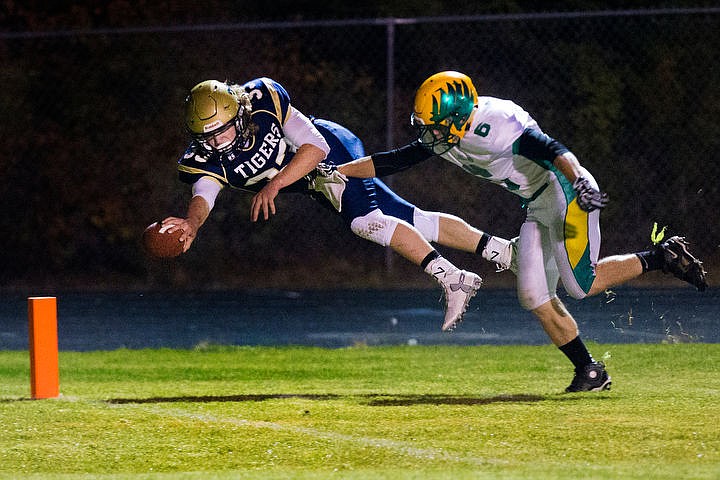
[1, 344, 718, 479]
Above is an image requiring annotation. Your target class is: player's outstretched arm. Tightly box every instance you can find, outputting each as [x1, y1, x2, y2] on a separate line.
[336, 155, 376, 178]
[338, 143, 432, 178]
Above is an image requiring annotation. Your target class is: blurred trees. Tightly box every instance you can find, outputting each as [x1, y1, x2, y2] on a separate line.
[1, 9, 718, 290]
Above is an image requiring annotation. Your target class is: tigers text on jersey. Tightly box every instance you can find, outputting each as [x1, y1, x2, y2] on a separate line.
[441, 96, 551, 200]
[177, 78, 307, 194]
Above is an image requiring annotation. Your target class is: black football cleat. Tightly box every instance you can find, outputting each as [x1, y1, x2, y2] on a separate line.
[658, 236, 707, 291]
[565, 362, 612, 393]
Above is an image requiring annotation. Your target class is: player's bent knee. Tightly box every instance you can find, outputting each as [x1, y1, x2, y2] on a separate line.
[564, 284, 589, 301]
[517, 288, 554, 311]
[350, 209, 399, 246]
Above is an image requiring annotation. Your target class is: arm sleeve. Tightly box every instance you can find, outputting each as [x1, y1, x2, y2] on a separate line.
[370, 142, 434, 177]
[192, 176, 223, 212]
[283, 106, 330, 156]
[512, 127, 570, 169]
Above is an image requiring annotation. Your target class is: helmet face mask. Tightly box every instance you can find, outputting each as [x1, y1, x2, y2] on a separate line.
[411, 114, 455, 155]
[185, 80, 245, 153]
[193, 117, 241, 153]
[412, 71, 478, 154]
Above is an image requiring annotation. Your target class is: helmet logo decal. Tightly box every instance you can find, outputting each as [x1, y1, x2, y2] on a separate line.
[430, 80, 475, 129]
[203, 120, 224, 132]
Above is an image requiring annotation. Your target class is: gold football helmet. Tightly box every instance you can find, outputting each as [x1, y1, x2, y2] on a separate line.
[185, 80, 245, 152]
[411, 71, 478, 154]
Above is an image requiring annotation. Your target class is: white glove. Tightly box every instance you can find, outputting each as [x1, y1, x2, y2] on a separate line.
[310, 163, 347, 212]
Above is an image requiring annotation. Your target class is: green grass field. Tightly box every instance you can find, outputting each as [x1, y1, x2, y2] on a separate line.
[1, 344, 718, 479]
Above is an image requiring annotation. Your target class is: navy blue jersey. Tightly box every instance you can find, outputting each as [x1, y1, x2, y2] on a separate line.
[178, 78, 308, 193]
[175, 81, 417, 225]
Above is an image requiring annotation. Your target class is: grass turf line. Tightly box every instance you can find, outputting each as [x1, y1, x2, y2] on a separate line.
[0, 343, 718, 479]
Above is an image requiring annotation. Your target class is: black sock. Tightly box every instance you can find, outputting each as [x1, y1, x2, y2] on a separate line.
[559, 336, 595, 370]
[474, 233, 491, 255]
[636, 249, 664, 272]
[420, 250, 440, 270]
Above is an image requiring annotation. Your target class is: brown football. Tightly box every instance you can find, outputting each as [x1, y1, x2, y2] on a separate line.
[142, 222, 185, 258]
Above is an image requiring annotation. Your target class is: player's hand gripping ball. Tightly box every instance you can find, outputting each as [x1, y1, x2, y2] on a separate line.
[142, 222, 184, 258]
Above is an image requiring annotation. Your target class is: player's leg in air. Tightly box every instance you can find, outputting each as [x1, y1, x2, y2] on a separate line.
[311, 118, 499, 331]
[371, 178, 516, 273]
[550, 170, 707, 300]
[587, 237, 707, 294]
[342, 181, 481, 331]
[369, 178, 520, 331]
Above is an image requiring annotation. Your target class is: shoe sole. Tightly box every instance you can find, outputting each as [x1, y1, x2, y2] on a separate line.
[588, 378, 612, 392]
[566, 378, 612, 393]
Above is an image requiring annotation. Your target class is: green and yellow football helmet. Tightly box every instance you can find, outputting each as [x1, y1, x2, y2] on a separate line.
[185, 80, 244, 152]
[411, 71, 478, 154]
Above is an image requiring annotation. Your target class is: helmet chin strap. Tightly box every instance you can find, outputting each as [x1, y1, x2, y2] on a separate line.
[214, 137, 235, 151]
[204, 117, 243, 153]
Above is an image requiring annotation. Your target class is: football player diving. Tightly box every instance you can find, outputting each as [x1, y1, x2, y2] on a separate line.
[161, 78, 517, 332]
[327, 71, 708, 392]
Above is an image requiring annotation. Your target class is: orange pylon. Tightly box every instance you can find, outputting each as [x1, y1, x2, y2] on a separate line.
[28, 297, 59, 399]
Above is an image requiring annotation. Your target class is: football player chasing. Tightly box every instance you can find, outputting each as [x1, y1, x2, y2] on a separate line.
[328, 71, 708, 392]
[161, 78, 516, 332]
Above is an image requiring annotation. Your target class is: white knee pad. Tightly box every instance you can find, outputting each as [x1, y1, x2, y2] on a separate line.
[350, 209, 399, 247]
[412, 208, 440, 243]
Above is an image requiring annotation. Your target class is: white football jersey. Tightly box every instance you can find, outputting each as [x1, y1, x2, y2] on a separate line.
[440, 97, 552, 200]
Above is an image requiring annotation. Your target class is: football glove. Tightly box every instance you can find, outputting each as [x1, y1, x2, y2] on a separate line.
[309, 162, 347, 212]
[572, 176, 609, 212]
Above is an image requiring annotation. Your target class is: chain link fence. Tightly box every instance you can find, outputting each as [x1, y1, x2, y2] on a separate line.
[1, 9, 718, 290]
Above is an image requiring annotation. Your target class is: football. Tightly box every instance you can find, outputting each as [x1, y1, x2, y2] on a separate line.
[142, 222, 185, 258]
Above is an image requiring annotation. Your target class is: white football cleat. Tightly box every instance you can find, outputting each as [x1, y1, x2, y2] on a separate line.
[438, 269, 483, 332]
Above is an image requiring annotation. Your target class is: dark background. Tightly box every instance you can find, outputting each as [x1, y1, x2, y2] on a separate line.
[1, 2, 718, 293]
[2, 1, 717, 27]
